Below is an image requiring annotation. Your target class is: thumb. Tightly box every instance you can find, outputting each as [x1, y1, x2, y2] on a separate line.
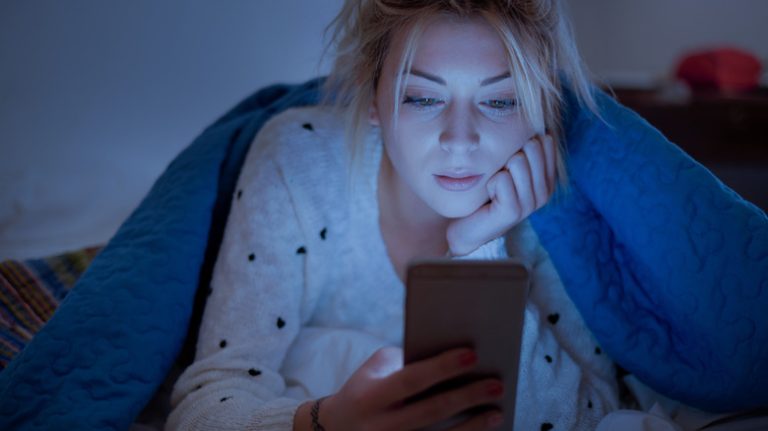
[362, 347, 403, 379]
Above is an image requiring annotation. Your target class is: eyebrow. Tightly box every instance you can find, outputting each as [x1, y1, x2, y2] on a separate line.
[408, 68, 511, 86]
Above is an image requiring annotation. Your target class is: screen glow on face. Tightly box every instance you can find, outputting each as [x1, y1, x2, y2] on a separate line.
[371, 15, 535, 220]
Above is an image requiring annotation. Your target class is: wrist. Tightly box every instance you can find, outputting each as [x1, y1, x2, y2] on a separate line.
[447, 241, 473, 257]
[294, 396, 333, 431]
[446, 227, 474, 257]
[293, 400, 314, 431]
[310, 396, 330, 431]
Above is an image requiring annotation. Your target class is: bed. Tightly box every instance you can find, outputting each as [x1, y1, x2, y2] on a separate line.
[1, 78, 766, 430]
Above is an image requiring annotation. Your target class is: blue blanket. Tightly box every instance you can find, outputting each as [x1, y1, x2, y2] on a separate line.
[1, 78, 766, 430]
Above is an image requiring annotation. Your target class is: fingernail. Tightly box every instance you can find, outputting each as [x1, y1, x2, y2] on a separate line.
[458, 351, 477, 367]
[487, 382, 504, 397]
[488, 413, 503, 427]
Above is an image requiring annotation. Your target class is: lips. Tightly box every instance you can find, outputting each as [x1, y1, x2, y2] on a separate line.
[434, 173, 484, 191]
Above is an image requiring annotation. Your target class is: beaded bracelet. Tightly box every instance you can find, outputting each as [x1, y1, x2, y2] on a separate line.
[310, 396, 328, 431]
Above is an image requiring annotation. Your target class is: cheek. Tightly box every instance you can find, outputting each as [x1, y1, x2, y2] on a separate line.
[486, 126, 530, 165]
[389, 123, 431, 163]
[381, 130, 418, 184]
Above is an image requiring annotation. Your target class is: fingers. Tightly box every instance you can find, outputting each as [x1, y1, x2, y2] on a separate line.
[388, 378, 504, 431]
[540, 134, 557, 195]
[506, 151, 534, 214]
[361, 347, 404, 379]
[486, 169, 520, 219]
[372, 348, 476, 408]
[446, 134, 556, 256]
[506, 134, 555, 214]
[521, 136, 550, 210]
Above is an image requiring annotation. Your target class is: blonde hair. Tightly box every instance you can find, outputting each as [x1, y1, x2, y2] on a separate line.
[322, 0, 598, 197]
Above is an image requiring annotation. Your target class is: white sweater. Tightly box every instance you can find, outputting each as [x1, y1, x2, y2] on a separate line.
[166, 106, 619, 430]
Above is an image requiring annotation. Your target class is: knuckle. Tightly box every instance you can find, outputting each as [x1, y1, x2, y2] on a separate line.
[374, 346, 398, 360]
[499, 170, 514, 185]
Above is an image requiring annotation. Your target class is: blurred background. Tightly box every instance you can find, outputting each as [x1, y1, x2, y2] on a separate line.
[1, 0, 766, 260]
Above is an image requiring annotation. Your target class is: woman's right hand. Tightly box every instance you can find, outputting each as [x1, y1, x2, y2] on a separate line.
[319, 346, 505, 431]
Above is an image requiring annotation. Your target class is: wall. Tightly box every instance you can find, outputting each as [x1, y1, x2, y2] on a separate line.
[0, 0, 764, 258]
[568, 0, 768, 87]
[0, 0, 343, 258]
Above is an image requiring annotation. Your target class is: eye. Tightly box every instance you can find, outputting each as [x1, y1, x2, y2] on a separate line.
[403, 95, 444, 110]
[481, 98, 517, 111]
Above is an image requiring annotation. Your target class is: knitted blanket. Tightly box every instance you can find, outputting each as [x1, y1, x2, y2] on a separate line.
[0, 78, 765, 430]
[0, 246, 101, 369]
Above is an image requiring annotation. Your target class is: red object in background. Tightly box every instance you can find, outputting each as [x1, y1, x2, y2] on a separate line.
[675, 47, 762, 92]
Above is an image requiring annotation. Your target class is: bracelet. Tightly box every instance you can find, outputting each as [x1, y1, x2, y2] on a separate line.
[310, 396, 328, 431]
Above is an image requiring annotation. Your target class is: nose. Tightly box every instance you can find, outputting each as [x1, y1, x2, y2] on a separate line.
[438, 102, 479, 154]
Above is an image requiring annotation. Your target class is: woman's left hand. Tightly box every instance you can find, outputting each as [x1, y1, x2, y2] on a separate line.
[446, 134, 556, 256]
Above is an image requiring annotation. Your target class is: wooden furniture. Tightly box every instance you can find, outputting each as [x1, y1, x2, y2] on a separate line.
[612, 87, 768, 211]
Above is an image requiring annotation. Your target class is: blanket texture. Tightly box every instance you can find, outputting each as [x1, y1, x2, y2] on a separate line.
[0, 246, 102, 369]
[0, 78, 765, 430]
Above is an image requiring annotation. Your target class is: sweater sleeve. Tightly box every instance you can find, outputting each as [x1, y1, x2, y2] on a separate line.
[452, 235, 508, 261]
[166, 148, 307, 431]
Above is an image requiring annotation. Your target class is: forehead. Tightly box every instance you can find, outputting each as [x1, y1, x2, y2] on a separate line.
[386, 14, 510, 81]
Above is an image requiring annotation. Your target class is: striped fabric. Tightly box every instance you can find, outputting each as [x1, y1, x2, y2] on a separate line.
[0, 246, 102, 369]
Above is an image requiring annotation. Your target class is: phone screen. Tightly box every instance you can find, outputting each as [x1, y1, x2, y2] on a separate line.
[403, 259, 529, 430]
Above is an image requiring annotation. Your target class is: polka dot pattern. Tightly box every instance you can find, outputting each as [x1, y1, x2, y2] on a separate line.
[547, 313, 560, 325]
[169, 108, 619, 430]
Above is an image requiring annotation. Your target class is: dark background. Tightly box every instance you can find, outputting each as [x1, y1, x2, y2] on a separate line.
[1, 0, 765, 259]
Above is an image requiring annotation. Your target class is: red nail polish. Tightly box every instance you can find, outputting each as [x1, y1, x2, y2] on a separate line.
[487, 382, 504, 397]
[458, 351, 477, 367]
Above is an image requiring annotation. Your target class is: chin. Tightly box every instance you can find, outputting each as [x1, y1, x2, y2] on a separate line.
[430, 195, 487, 219]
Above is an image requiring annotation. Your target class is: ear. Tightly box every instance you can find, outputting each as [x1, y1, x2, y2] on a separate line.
[368, 99, 381, 126]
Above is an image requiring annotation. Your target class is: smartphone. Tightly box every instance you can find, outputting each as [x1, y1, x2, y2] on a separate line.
[403, 259, 530, 431]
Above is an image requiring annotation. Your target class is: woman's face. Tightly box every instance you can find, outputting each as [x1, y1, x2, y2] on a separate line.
[371, 15, 535, 219]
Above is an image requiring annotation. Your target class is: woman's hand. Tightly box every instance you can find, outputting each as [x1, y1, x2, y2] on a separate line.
[446, 134, 556, 256]
[315, 347, 505, 431]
